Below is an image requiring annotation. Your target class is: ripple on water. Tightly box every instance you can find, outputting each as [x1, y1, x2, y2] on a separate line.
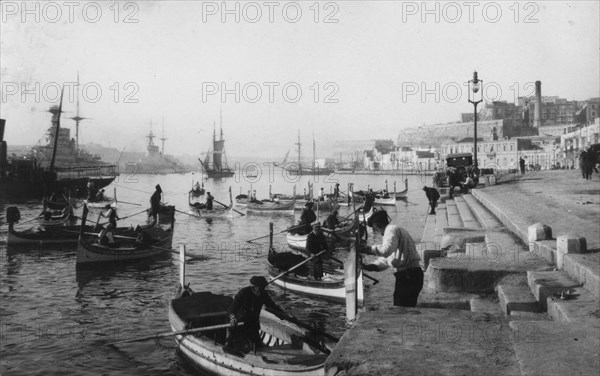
[1, 173, 429, 375]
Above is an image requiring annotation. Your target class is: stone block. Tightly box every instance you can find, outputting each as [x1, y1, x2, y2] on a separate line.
[556, 235, 586, 270]
[527, 223, 552, 242]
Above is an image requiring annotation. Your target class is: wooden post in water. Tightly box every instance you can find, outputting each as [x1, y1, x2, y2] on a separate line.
[344, 244, 358, 323]
[269, 222, 273, 248]
[179, 244, 186, 288]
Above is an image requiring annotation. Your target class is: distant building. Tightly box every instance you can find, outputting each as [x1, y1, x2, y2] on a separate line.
[560, 119, 600, 169]
[398, 119, 504, 149]
[441, 136, 557, 171]
[479, 101, 523, 128]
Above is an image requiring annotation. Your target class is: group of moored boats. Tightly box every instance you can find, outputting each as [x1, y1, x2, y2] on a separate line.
[6, 178, 407, 375]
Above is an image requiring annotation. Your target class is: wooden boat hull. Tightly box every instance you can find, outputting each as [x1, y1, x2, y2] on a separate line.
[169, 290, 326, 376]
[84, 198, 116, 209]
[358, 207, 374, 223]
[76, 205, 175, 265]
[188, 206, 232, 218]
[7, 224, 86, 245]
[373, 197, 396, 206]
[268, 265, 364, 305]
[189, 187, 234, 218]
[76, 232, 173, 264]
[246, 200, 295, 214]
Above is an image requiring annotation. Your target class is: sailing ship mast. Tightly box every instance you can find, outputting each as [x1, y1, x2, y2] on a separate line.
[295, 130, 302, 170]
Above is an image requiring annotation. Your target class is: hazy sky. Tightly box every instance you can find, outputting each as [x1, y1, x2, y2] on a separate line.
[1, 1, 598, 158]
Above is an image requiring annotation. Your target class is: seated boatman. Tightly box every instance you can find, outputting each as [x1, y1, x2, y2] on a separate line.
[360, 210, 424, 307]
[226, 276, 285, 351]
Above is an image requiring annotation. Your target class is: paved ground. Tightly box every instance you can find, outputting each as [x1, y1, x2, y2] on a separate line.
[327, 168, 600, 376]
[480, 169, 600, 250]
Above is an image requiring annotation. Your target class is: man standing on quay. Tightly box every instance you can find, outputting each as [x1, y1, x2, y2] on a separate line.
[361, 210, 423, 307]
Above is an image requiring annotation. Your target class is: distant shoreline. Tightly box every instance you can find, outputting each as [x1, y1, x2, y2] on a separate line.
[334, 170, 434, 176]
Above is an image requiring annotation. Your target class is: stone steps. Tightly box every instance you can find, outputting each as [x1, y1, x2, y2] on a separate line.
[462, 194, 503, 228]
[562, 252, 600, 299]
[453, 196, 481, 228]
[433, 203, 448, 246]
[496, 275, 541, 317]
[445, 200, 463, 228]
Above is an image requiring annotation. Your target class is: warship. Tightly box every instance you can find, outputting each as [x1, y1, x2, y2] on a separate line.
[1, 89, 116, 200]
[133, 123, 186, 174]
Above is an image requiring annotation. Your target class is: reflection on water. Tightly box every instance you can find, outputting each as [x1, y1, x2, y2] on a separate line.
[1, 171, 431, 375]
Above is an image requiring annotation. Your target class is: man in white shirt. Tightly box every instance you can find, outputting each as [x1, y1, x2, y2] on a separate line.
[361, 210, 424, 307]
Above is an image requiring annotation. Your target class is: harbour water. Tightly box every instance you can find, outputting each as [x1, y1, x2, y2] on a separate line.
[0, 169, 432, 375]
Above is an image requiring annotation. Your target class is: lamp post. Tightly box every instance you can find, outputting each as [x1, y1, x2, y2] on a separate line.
[468, 71, 483, 172]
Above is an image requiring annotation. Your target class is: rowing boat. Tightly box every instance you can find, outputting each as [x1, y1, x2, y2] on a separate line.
[267, 247, 364, 305]
[84, 187, 118, 209]
[246, 199, 296, 214]
[394, 179, 408, 200]
[286, 217, 359, 251]
[169, 247, 329, 376]
[76, 204, 175, 266]
[188, 187, 233, 218]
[373, 196, 396, 206]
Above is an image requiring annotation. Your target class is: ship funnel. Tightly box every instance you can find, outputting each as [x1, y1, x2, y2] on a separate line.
[0, 119, 5, 142]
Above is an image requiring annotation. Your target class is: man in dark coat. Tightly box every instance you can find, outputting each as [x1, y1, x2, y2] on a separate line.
[150, 184, 162, 220]
[227, 276, 284, 350]
[325, 209, 340, 230]
[205, 192, 214, 210]
[363, 189, 375, 212]
[519, 158, 526, 175]
[423, 186, 440, 215]
[296, 201, 316, 235]
[306, 221, 330, 280]
[447, 169, 461, 199]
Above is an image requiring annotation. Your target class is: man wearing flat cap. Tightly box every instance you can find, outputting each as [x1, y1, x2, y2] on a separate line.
[226, 276, 284, 350]
[361, 210, 423, 307]
[306, 221, 330, 280]
[295, 200, 316, 235]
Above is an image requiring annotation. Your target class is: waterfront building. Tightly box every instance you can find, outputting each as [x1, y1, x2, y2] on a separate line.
[440, 137, 557, 171]
[560, 119, 600, 168]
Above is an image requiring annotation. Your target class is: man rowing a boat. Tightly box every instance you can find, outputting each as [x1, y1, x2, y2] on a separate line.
[226, 276, 284, 351]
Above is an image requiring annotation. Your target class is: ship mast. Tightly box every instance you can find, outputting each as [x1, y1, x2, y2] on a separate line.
[160, 117, 167, 156]
[295, 130, 301, 169]
[49, 87, 65, 172]
[69, 73, 86, 154]
[312, 132, 316, 170]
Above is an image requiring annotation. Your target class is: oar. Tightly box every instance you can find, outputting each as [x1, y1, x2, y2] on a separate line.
[326, 255, 379, 285]
[266, 308, 339, 342]
[174, 208, 199, 217]
[246, 223, 306, 243]
[118, 200, 142, 206]
[268, 249, 328, 284]
[106, 322, 245, 346]
[340, 205, 364, 222]
[97, 209, 147, 226]
[214, 199, 245, 216]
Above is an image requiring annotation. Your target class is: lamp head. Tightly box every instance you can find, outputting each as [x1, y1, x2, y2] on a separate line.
[471, 71, 480, 93]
